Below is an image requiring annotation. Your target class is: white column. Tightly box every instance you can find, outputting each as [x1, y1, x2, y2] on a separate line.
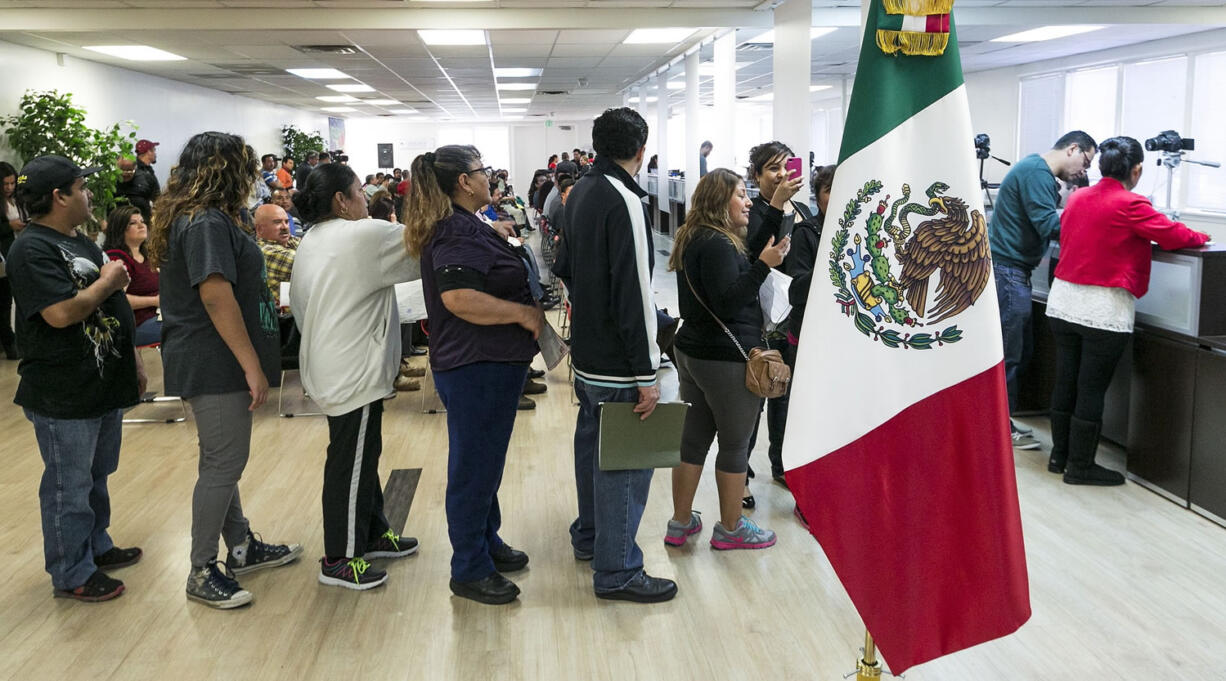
[655, 73, 670, 217]
[772, 0, 814, 205]
[685, 50, 701, 202]
[713, 31, 736, 171]
[636, 83, 649, 189]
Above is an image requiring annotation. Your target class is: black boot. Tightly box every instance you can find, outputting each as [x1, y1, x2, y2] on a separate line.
[1047, 410, 1071, 474]
[1062, 416, 1124, 486]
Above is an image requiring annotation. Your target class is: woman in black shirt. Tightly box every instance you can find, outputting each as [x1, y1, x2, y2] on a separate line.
[665, 168, 789, 551]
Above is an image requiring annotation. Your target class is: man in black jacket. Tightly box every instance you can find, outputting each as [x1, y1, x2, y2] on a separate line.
[561, 107, 676, 604]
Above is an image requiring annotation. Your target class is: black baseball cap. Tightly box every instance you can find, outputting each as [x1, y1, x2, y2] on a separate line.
[16, 155, 102, 199]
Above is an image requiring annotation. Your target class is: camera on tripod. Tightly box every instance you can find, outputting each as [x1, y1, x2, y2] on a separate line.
[974, 133, 991, 160]
[1145, 130, 1194, 154]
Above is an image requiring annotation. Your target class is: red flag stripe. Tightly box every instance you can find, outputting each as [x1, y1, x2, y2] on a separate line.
[926, 14, 950, 33]
[787, 362, 1030, 674]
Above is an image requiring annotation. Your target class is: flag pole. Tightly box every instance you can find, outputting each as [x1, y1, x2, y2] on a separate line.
[856, 630, 882, 680]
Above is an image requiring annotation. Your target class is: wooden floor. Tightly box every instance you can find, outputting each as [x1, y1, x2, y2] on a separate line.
[2, 268, 1225, 680]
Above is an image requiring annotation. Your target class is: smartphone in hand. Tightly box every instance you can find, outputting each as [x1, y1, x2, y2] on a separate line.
[785, 157, 803, 181]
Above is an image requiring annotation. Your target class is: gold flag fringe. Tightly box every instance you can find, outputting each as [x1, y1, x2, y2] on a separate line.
[876, 29, 950, 56]
[881, 0, 954, 15]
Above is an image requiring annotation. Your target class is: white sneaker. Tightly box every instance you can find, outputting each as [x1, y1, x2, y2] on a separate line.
[1010, 419, 1033, 436]
[1011, 430, 1041, 450]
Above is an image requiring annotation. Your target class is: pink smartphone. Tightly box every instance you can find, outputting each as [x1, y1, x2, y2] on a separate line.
[785, 157, 803, 180]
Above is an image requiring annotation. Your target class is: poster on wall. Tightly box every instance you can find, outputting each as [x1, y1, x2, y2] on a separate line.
[328, 117, 346, 152]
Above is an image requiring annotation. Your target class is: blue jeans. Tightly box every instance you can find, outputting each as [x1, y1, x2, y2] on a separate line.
[994, 262, 1033, 415]
[433, 362, 528, 582]
[25, 408, 123, 590]
[134, 317, 162, 347]
[571, 381, 654, 592]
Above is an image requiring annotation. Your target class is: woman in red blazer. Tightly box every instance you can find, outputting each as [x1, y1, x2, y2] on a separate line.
[1045, 136, 1209, 486]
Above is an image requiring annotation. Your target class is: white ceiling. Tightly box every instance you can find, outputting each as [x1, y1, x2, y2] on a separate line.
[0, 0, 1224, 121]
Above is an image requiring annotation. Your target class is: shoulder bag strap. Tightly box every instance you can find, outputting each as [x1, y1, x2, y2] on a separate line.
[684, 269, 749, 362]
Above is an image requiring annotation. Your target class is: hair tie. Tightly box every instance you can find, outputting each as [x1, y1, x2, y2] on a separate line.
[423, 152, 436, 164]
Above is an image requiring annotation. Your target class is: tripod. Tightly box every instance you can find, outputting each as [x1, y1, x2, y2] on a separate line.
[1156, 151, 1221, 219]
[979, 155, 1011, 209]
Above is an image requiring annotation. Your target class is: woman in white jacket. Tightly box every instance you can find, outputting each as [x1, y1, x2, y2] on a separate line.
[290, 163, 422, 590]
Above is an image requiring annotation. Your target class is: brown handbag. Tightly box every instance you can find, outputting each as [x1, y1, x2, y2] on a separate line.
[684, 271, 791, 399]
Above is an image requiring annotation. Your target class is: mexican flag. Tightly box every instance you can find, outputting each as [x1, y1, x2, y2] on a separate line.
[782, 0, 1030, 674]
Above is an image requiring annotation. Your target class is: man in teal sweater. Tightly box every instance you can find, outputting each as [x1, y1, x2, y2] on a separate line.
[989, 130, 1097, 450]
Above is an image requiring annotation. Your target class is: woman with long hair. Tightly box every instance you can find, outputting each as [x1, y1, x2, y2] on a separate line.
[1046, 137, 1208, 486]
[405, 144, 543, 605]
[149, 132, 302, 609]
[0, 161, 23, 358]
[290, 162, 421, 591]
[102, 206, 161, 346]
[665, 168, 789, 551]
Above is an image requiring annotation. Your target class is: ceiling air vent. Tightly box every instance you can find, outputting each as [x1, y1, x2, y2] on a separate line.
[538, 90, 568, 96]
[293, 44, 359, 55]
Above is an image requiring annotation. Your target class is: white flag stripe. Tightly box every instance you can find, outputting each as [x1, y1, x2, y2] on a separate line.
[901, 14, 928, 33]
[783, 85, 1003, 472]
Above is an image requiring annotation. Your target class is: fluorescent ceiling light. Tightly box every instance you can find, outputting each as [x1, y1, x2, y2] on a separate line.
[83, 45, 186, 61]
[496, 82, 537, 91]
[317, 95, 359, 102]
[810, 85, 832, 92]
[287, 68, 351, 79]
[389, 109, 419, 115]
[697, 61, 752, 75]
[991, 25, 1104, 42]
[624, 28, 698, 45]
[501, 107, 528, 113]
[494, 67, 543, 78]
[418, 29, 487, 46]
[500, 97, 532, 104]
[320, 106, 357, 112]
[327, 83, 375, 93]
[365, 99, 399, 105]
[748, 26, 838, 44]
[667, 80, 685, 90]
[628, 96, 659, 103]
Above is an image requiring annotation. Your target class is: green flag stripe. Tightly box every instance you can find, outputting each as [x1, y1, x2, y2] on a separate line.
[838, 0, 966, 163]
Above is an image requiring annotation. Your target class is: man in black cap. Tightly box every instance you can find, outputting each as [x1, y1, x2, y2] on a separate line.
[7, 155, 146, 603]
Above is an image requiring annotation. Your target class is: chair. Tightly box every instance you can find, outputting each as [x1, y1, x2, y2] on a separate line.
[277, 315, 322, 418]
[123, 343, 187, 424]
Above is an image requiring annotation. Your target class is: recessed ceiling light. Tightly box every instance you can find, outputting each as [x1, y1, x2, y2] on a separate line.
[418, 29, 487, 46]
[500, 97, 532, 104]
[327, 83, 375, 93]
[745, 92, 773, 102]
[991, 25, 1104, 42]
[317, 95, 359, 102]
[624, 28, 697, 45]
[502, 107, 528, 113]
[320, 106, 357, 112]
[697, 61, 752, 75]
[494, 67, 543, 78]
[287, 68, 351, 79]
[628, 96, 659, 103]
[810, 85, 832, 93]
[83, 45, 186, 61]
[496, 83, 537, 91]
[389, 109, 419, 115]
[366, 99, 399, 105]
[748, 26, 838, 45]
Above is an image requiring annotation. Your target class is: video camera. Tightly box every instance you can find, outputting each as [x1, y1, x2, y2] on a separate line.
[974, 133, 991, 160]
[1145, 130, 1195, 154]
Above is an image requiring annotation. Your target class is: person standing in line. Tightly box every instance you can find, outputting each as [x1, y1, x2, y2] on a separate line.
[149, 132, 302, 609]
[8, 155, 146, 602]
[406, 144, 542, 605]
[291, 162, 422, 590]
[1046, 137, 1208, 485]
[295, 150, 320, 192]
[666, 168, 789, 551]
[1, 161, 25, 359]
[989, 131, 1097, 450]
[699, 140, 713, 177]
[134, 139, 161, 200]
[563, 107, 677, 603]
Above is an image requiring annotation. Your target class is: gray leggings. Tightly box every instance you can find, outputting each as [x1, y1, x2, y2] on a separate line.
[186, 391, 252, 568]
[675, 348, 763, 474]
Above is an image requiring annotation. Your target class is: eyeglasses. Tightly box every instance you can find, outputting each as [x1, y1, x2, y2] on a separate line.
[467, 166, 494, 177]
[1078, 148, 1093, 170]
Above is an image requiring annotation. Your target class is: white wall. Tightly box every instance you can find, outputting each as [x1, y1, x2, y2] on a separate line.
[0, 39, 327, 188]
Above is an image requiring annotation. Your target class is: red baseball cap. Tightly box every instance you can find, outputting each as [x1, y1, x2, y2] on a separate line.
[135, 139, 159, 154]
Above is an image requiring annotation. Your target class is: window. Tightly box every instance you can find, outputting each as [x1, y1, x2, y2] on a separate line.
[1188, 51, 1226, 212]
[1121, 57, 1188, 203]
[1019, 74, 1064, 157]
[1065, 66, 1119, 184]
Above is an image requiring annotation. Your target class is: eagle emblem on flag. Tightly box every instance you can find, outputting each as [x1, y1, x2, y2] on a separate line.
[829, 178, 990, 349]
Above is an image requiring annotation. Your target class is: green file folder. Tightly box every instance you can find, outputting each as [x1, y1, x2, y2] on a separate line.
[597, 401, 688, 471]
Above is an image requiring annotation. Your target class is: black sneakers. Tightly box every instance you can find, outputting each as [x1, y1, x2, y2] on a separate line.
[225, 530, 303, 575]
[95, 546, 142, 570]
[319, 557, 388, 591]
[54, 570, 124, 603]
[186, 561, 252, 609]
[364, 530, 419, 559]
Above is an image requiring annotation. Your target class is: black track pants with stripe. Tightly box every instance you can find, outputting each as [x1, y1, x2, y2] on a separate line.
[323, 400, 391, 559]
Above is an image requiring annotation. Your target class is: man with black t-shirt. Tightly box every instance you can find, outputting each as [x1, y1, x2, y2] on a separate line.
[8, 156, 146, 603]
